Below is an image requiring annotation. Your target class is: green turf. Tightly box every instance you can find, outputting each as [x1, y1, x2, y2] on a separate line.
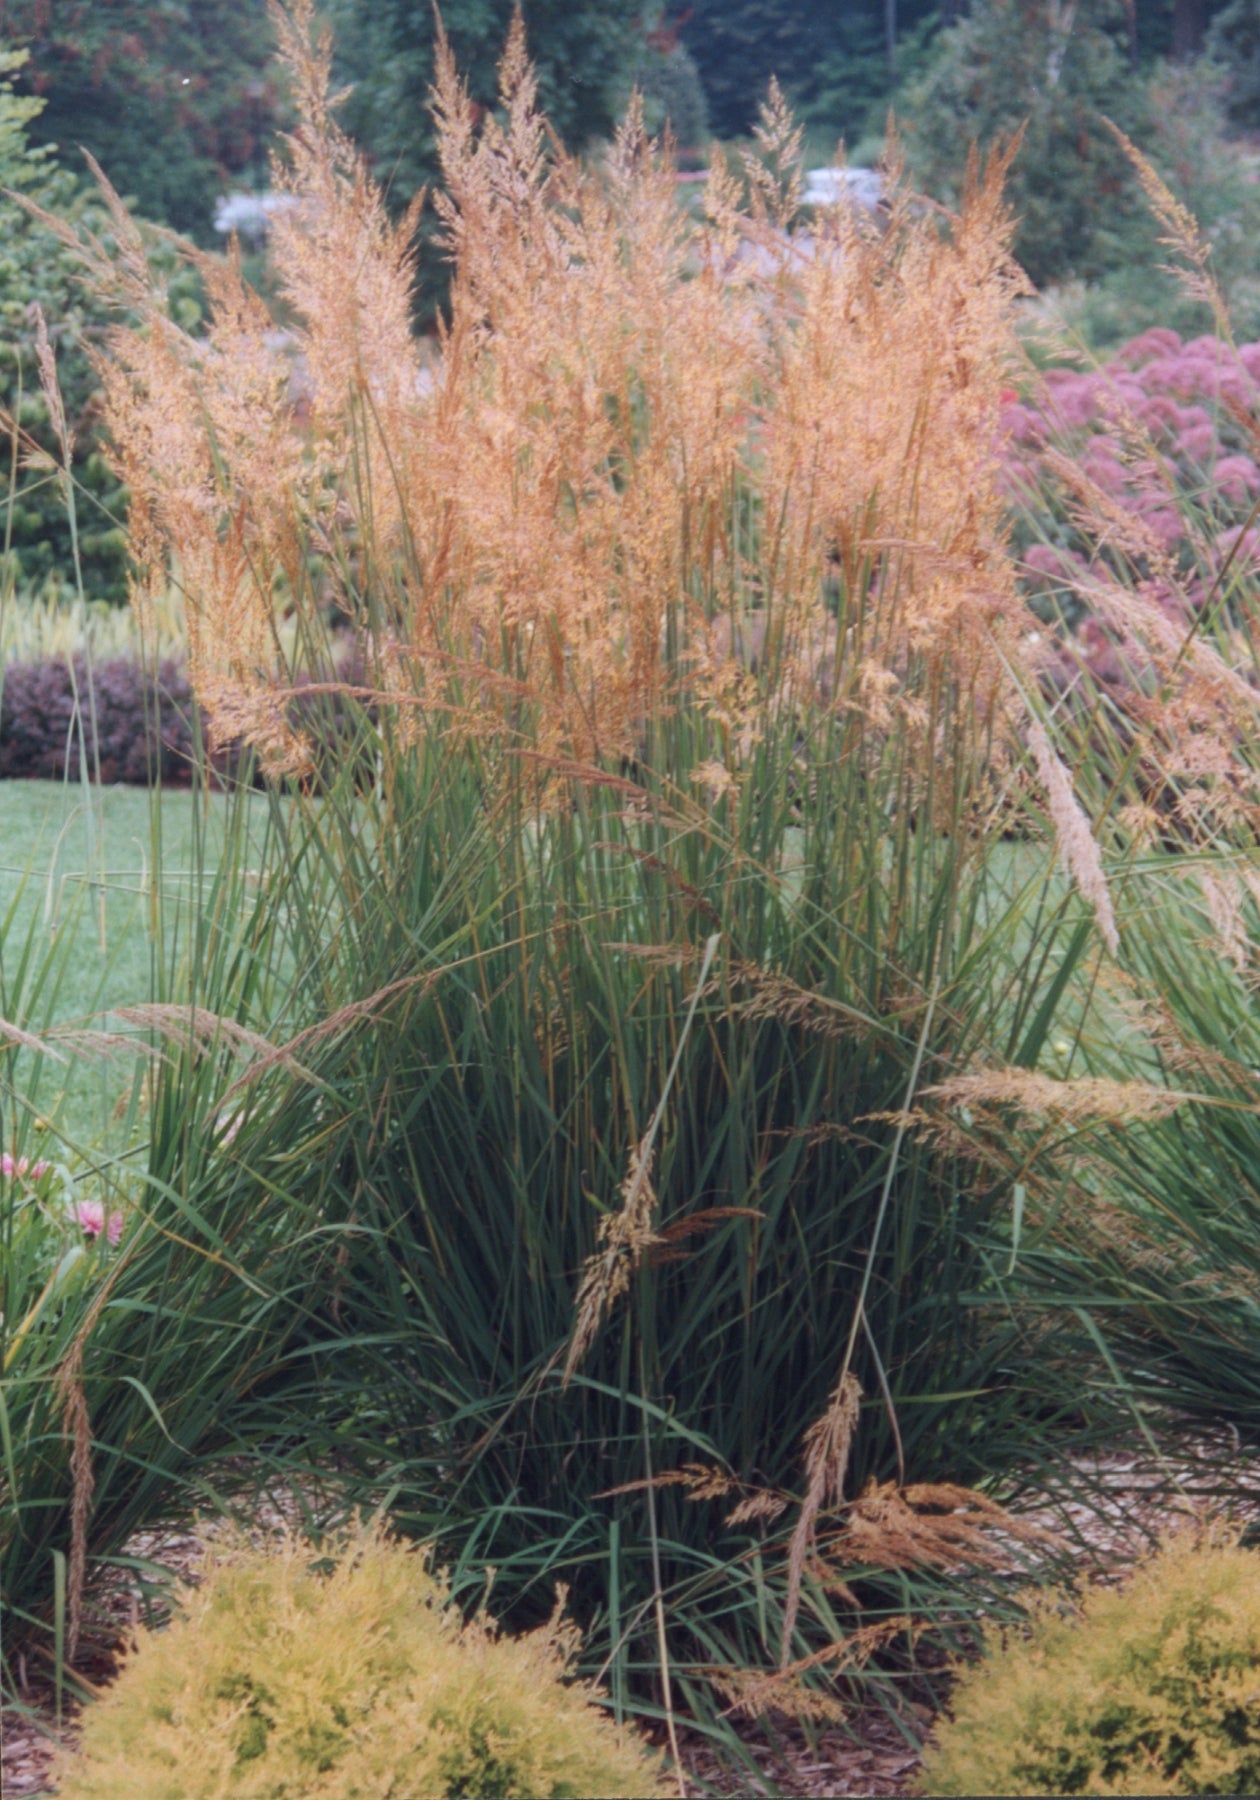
[0, 777, 1143, 1160]
[0, 779, 257, 1152]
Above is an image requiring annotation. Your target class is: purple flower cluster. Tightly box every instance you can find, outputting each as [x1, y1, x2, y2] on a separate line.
[1002, 329, 1260, 609]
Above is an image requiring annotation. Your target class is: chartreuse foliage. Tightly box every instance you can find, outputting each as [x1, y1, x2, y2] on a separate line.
[53, 1524, 668, 1800]
[919, 1533, 1260, 1797]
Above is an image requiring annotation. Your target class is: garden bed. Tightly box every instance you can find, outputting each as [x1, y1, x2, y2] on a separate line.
[5, 1427, 1256, 1800]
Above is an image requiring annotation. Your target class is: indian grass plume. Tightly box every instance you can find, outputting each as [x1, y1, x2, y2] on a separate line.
[726, 1478, 1048, 1720]
[1201, 869, 1251, 973]
[924, 1068, 1190, 1126]
[50, 1266, 127, 1663]
[1107, 121, 1230, 338]
[0, 1016, 69, 1061]
[217, 971, 444, 1101]
[823, 1479, 1059, 1573]
[779, 1369, 862, 1669]
[1025, 715, 1120, 955]
[596, 1459, 788, 1528]
[564, 1132, 661, 1384]
[69, 2, 1070, 799]
[31, 305, 71, 475]
[53, 1347, 93, 1663]
[712, 1617, 919, 1725]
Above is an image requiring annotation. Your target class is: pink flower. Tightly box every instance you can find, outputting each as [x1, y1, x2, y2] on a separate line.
[1113, 327, 1182, 367]
[1079, 443, 1128, 498]
[73, 1200, 125, 1245]
[998, 400, 1045, 447]
[2, 1152, 51, 1180]
[1214, 455, 1260, 505]
[1177, 423, 1218, 464]
[1133, 505, 1185, 551]
[1022, 543, 1081, 582]
[1214, 525, 1260, 570]
[1136, 394, 1183, 434]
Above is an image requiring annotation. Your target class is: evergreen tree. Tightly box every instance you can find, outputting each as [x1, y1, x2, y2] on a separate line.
[678, 0, 941, 141]
[0, 1, 285, 242]
[328, 0, 637, 203]
[1206, 0, 1260, 125]
[0, 49, 200, 601]
[904, 0, 1149, 288]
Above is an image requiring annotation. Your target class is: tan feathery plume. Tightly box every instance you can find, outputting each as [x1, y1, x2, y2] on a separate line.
[54, 1348, 94, 1663]
[565, 934, 720, 1381]
[595, 1459, 788, 1528]
[712, 1616, 918, 1724]
[779, 1368, 862, 1669]
[823, 1478, 1060, 1572]
[1202, 871, 1251, 974]
[31, 305, 71, 474]
[926, 1068, 1190, 1125]
[50, 1263, 129, 1662]
[1106, 120, 1229, 335]
[1026, 714, 1119, 955]
[78, 8, 1055, 832]
[564, 1131, 661, 1384]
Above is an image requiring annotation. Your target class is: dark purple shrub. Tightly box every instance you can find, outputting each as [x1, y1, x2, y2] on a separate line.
[0, 656, 199, 785]
[0, 636, 374, 786]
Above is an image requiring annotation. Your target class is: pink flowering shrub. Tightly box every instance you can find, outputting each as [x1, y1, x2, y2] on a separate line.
[1001, 329, 1260, 697]
[1003, 332, 1260, 566]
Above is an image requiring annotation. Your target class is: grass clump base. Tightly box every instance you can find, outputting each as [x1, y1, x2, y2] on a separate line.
[53, 1523, 668, 1800]
[919, 1530, 1260, 1797]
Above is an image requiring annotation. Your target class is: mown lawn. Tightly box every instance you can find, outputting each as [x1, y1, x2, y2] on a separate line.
[0, 779, 260, 1149]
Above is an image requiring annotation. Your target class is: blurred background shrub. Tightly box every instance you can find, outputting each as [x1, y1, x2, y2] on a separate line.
[0, 656, 197, 784]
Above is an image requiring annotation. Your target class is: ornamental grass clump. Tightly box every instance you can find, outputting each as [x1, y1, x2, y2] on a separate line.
[919, 1531, 1260, 1798]
[53, 1523, 667, 1800]
[7, 0, 1148, 1740]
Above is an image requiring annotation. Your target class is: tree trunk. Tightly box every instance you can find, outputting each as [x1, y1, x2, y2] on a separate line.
[1172, 0, 1206, 61]
[885, 0, 897, 76]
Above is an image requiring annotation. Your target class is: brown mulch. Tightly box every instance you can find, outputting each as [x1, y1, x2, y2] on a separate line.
[5, 1430, 1259, 1800]
[675, 1707, 930, 1798]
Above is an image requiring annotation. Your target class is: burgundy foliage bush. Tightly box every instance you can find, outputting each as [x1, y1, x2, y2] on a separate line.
[0, 655, 199, 785]
[0, 640, 370, 786]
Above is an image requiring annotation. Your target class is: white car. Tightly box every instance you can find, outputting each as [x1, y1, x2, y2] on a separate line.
[802, 167, 885, 212]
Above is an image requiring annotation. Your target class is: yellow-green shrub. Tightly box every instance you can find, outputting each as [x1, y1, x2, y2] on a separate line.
[54, 1524, 668, 1800]
[919, 1532, 1260, 1798]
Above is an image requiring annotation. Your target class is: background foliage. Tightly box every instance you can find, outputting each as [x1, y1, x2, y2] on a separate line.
[0, 0, 286, 243]
[0, 51, 128, 604]
[328, 0, 638, 196]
